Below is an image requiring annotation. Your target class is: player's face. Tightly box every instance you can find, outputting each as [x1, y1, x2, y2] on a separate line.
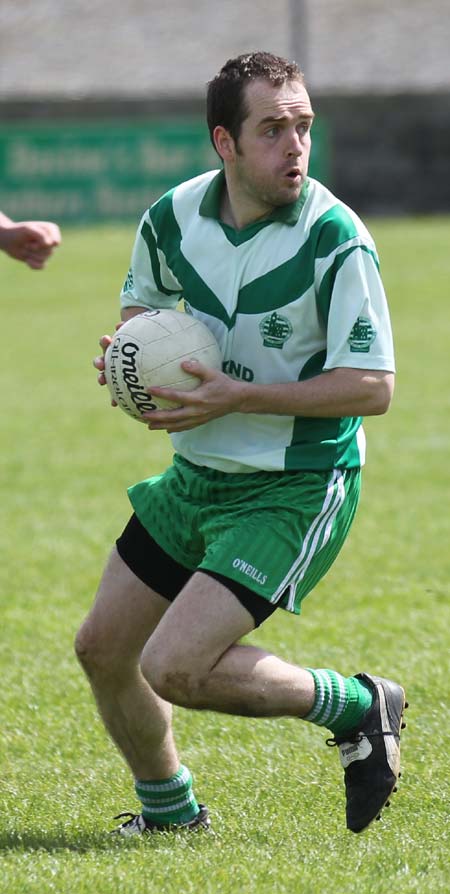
[232, 78, 314, 214]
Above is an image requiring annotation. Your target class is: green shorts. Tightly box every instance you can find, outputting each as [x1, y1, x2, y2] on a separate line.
[128, 454, 361, 615]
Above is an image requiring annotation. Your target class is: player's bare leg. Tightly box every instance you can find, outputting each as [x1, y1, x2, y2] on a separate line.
[140, 572, 316, 716]
[75, 550, 211, 835]
[75, 548, 178, 780]
[140, 572, 406, 833]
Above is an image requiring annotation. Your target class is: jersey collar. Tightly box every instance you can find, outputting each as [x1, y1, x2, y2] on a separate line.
[199, 169, 309, 229]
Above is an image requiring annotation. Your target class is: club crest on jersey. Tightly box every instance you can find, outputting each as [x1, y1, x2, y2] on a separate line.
[122, 267, 134, 293]
[259, 312, 293, 349]
[348, 316, 377, 352]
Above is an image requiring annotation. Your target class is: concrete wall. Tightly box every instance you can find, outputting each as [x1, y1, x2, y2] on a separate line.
[0, 0, 290, 98]
[307, 0, 450, 93]
[1, 0, 450, 97]
[1, 1, 449, 216]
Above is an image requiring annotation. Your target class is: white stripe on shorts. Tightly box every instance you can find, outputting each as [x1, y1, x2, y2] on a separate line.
[270, 469, 346, 611]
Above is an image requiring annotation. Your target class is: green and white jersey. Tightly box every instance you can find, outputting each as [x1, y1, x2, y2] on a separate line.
[121, 170, 394, 473]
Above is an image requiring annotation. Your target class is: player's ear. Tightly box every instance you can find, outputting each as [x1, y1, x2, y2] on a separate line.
[213, 126, 236, 162]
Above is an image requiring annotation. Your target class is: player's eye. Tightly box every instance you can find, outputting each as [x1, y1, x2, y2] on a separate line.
[298, 121, 311, 135]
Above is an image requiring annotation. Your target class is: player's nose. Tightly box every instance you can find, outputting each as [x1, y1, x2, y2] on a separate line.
[285, 129, 303, 157]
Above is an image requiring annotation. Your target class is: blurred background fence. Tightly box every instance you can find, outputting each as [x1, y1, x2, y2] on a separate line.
[1, 0, 449, 222]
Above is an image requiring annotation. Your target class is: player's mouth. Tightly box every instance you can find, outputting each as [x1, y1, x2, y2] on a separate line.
[284, 167, 302, 185]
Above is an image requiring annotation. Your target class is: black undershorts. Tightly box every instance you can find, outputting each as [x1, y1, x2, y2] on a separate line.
[116, 512, 278, 628]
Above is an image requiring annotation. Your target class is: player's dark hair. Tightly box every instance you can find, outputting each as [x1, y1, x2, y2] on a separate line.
[206, 51, 305, 151]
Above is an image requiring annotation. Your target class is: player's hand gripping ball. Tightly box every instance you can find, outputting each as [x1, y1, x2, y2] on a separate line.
[104, 309, 222, 422]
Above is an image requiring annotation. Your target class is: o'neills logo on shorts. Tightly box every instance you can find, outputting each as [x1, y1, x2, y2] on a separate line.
[232, 558, 267, 586]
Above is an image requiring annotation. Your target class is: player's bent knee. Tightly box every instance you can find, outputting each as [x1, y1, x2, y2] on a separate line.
[74, 620, 100, 672]
[141, 649, 203, 707]
[74, 618, 121, 677]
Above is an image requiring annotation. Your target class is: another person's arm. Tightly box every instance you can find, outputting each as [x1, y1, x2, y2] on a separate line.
[0, 212, 61, 269]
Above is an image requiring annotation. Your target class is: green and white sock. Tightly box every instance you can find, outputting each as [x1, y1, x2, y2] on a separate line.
[135, 764, 200, 826]
[304, 668, 373, 736]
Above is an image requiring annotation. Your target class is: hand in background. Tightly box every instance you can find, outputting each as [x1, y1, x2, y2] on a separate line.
[0, 215, 61, 269]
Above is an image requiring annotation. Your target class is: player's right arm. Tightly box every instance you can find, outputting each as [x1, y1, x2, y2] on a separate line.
[95, 199, 182, 389]
[94, 308, 145, 387]
[120, 206, 183, 315]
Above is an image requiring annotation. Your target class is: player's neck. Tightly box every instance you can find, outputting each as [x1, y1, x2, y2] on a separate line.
[220, 178, 273, 231]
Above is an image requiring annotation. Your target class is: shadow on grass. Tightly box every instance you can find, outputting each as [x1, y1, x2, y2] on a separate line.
[0, 829, 119, 853]
[0, 828, 211, 853]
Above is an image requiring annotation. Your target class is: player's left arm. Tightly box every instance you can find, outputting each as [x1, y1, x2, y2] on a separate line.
[142, 363, 393, 432]
[144, 239, 395, 432]
[245, 366, 394, 416]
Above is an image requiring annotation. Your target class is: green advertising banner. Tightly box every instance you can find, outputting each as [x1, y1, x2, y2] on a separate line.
[0, 117, 329, 223]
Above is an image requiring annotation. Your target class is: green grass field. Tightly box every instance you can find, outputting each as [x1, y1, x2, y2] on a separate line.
[1, 217, 449, 893]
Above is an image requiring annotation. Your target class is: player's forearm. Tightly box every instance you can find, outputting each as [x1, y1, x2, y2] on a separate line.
[237, 368, 395, 418]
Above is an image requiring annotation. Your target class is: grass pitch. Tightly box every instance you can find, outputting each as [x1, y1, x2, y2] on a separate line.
[0, 217, 449, 893]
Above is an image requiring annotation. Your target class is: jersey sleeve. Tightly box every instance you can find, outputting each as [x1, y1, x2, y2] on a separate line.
[120, 206, 183, 312]
[318, 242, 395, 373]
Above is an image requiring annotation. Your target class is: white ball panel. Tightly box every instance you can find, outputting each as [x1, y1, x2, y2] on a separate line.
[104, 309, 222, 422]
